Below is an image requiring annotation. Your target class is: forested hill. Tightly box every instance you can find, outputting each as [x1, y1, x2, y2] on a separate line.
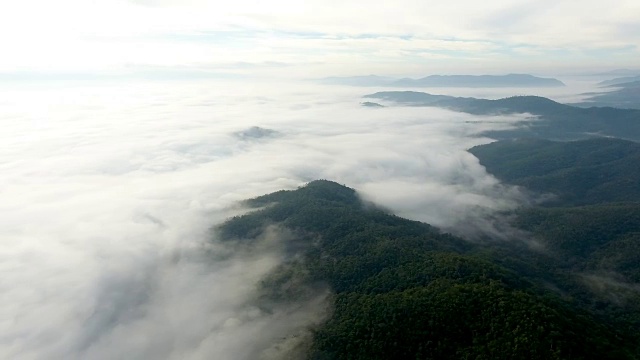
[470, 138, 640, 340]
[468, 137, 640, 206]
[364, 91, 640, 141]
[216, 180, 639, 359]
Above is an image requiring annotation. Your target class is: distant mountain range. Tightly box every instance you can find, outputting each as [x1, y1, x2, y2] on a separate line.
[320, 74, 565, 88]
[572, 80, 640, 110]
[598, 75, 640, 86]
[364, 91, 640, 141]
[392, 74, 565, 88]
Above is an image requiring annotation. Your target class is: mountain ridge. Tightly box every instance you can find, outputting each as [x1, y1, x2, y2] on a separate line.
[598, 75, 640, 86]
[319, 74, 565, 87]
[364, 91, 640, 141]
[215, 179, 640, 359]
[572, 80, 640, 109]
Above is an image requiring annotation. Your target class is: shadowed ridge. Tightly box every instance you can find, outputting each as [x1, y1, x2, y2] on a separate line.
[364, 91, 640, 141]
[491, 95, 570, 110]
[469, 137, 640, 205]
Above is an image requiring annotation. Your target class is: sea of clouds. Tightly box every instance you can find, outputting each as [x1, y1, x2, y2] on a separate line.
[0, 78, 598, 359]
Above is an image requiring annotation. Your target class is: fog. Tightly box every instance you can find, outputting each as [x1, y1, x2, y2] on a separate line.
[0, 78, 595, 359]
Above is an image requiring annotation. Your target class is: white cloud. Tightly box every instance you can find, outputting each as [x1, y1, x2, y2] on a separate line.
[0, 0, 638, 75]
[0, 78, 578, 358]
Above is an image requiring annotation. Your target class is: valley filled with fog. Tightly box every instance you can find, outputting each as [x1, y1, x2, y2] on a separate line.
[0, 77, 610, 359]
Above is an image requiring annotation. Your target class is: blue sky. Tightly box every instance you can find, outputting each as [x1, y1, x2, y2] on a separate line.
[1, 0, 639, 78]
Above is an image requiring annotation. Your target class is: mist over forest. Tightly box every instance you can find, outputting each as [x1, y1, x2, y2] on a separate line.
[2, 0, 640, 359]
[2, 74, 638, 359]
[0, 81, 529, 358]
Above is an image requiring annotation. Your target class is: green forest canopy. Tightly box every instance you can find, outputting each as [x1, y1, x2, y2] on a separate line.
[216, 178, 640, 359]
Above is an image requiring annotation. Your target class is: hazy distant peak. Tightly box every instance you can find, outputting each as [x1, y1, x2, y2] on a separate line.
[319, 74, 564, 87]
[598, 75, 640, 86]
[393, 74, 565, 88]
[572, 80, 640, 109]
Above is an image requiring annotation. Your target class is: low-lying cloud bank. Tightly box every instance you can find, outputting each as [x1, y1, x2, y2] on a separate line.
[1, 80, 536, 359]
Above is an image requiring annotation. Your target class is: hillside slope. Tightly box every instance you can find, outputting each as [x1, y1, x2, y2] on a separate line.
[470, 138, 640, 333]
[468, 137, 640, 205]
[216, 180, 639, 359]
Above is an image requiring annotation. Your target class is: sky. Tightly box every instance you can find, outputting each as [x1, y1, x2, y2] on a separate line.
[1, 0, 639, 78]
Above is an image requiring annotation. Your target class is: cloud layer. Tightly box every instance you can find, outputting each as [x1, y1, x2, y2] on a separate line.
[0, 79, 593, 358]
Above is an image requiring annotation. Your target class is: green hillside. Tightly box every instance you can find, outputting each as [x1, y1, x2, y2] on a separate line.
[468, 137, 640, 205]
[470, 138, 640, 334]
[216, 180, 639, 359]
